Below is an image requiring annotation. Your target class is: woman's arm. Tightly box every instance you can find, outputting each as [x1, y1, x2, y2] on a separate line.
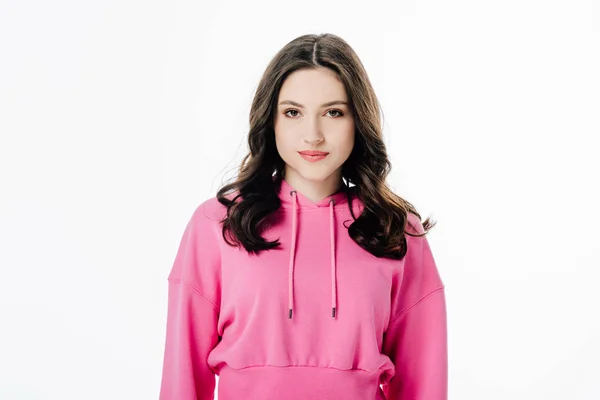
[159, 202, 222, 400]
[159, 279, 219, 400]
[381, 286, 448, 400]
[381, 215, 448, 399]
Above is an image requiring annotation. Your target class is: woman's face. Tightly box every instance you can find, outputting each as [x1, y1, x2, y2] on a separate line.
[274, 67, 355, 187]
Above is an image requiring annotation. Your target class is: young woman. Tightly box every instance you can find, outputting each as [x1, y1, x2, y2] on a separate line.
[159, 33, 447, 400]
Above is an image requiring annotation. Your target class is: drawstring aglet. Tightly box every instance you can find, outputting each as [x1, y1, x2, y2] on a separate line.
[289, 309, 293, 319]
[332, 307, 336, 318]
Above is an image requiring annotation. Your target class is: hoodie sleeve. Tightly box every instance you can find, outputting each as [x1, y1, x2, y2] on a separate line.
[159, 201, 222, 400]
[381, 215, 448, 400]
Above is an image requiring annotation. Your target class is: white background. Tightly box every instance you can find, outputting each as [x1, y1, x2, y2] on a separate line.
[1, 0, 599, 399]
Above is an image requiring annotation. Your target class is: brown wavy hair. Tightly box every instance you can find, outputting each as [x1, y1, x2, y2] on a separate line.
[215, 33, 436, 260]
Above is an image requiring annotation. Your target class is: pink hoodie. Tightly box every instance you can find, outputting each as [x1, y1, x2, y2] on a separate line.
[159, 177, 447, 399]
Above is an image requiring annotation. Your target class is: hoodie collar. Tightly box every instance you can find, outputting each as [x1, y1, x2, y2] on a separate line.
[277, 177, 350, 209]
[276, 177, 350, 320]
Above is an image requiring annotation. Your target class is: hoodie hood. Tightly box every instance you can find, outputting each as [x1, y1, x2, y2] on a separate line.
[276, 177, 352, 320]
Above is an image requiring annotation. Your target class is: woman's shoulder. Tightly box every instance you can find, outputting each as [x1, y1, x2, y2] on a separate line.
[405, 211, 424, 233]
[193, 195, 228, 224]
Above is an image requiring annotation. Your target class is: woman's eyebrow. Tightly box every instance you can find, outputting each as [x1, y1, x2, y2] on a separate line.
[278, 100, 348, 108]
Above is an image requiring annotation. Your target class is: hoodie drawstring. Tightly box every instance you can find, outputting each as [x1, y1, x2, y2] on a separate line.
[330, 197, 337, 318]
[288, 189, 337, 319]
[288, 190, 298, 319]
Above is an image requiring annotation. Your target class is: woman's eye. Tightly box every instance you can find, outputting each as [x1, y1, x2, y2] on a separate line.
[284, 109, 343, 118]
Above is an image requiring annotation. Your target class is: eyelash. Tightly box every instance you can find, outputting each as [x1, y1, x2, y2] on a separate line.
[283, 109, 344, 118]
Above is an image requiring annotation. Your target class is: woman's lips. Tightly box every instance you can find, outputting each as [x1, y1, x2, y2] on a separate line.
[298, 151, 329, 162]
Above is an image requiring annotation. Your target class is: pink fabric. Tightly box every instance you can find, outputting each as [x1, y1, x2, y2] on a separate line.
[159, 178, 447, 399]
